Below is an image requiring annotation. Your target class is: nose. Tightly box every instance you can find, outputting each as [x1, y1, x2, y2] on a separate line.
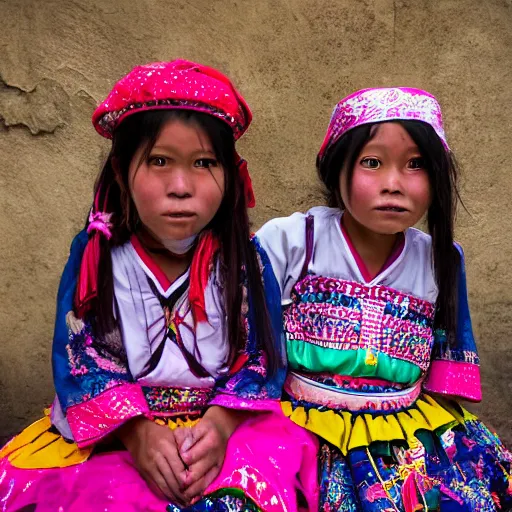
[166, 166, 193, 199]
[380, 166, 403, 195]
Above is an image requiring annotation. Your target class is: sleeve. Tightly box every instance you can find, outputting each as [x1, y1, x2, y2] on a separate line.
[255, 212, 307, 303]
[207, 236, 287, 414]
[52, 232, 150, 447]
[423, 244, 482, 402]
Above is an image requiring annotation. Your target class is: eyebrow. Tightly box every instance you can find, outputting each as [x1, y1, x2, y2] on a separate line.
[151, 145, 215, 156]
[361, 142, 420, 153]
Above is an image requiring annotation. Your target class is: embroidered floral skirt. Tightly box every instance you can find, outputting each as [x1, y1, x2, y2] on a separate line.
[0, 410, 318, 512]
[283, 393, 512, 511]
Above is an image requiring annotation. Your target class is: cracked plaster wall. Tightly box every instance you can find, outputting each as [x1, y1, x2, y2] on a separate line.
[0, 0, 511, 445]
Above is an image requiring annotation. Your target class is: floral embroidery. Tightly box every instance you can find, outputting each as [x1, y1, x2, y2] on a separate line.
[64, 318, 130, 408]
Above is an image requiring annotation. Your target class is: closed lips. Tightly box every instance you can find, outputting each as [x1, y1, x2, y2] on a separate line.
[375, 205, 408, 212]
[164, 211, 196, 217]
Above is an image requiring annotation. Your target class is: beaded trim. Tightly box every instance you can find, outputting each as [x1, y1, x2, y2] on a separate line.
[97, 99, 246, 138]
[142, 386, 213, 416]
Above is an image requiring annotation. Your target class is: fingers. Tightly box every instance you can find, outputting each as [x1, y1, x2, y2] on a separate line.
[173, 426, 195, 455]
[182, 464, 221, 503]
[141, 427, 189, 504]
[154, 454, 187, 505]
[178, 421, 226, 487]
[180, 432, 226, 495]
[66, 311, 84, 334]
[144, 467, 178, 503]
[180, 428, 214, 467]
[163, 445, 189, 490]
[184, 448, 221, 486]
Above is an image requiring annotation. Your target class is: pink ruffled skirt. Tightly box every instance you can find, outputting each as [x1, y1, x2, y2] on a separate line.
[0, 411, 319, 512]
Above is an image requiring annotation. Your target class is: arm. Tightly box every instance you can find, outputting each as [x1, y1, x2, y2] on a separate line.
[423, 244, 482, 402]
[51, 231, 150, 448]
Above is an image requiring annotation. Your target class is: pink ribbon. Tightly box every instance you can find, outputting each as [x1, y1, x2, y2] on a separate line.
[87, 211, 113, 240]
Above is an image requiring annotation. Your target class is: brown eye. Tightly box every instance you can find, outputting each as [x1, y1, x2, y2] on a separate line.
[195, 158, 218, 169]
[148, 156, 167, 167]
[361, 157, 380, 169]
[408, 157, 425, 170]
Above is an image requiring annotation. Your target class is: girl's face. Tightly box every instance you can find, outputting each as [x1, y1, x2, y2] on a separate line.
[128, 118, 225, 242]
[339, 122, 432, 235]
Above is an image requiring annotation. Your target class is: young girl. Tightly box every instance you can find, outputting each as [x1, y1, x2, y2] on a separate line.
[258, 87, 512, 511]
[0, 60, 318, 512]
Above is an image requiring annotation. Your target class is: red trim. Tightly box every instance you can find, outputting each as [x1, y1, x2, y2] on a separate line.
[341, 221, 372, 282]
[340, 219, 405, 282]
[130, 235, 172, 291]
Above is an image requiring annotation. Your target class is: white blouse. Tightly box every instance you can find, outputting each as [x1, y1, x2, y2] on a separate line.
[257, 206, 438, 304]
[111, 239, 230, 388]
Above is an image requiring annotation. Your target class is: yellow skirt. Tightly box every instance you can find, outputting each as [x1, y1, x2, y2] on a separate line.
[282, 394, 475, 456]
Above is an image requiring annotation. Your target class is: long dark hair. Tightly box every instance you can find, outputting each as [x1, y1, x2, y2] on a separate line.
[317, 120, 460, 341]
[88, 109, 278, 373]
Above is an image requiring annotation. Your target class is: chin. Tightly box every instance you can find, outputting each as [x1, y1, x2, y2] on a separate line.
[170, 230, 197, 240]
[370, 223, 408, 235]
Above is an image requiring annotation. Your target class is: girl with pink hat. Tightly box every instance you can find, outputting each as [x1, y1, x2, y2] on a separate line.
[0, 60, 318, 511]
[257, 87, 512, 510]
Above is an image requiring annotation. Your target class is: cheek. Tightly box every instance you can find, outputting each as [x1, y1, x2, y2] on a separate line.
[410, 174, 432, 208]
[341, 170, 377, 206]
[199, 169, 225, 205]
[129, 171, 162, 218]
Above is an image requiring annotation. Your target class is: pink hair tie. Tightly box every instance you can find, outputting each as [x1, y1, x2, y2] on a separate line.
[87, 211, 113, 239]
[75, 210, 112, 317]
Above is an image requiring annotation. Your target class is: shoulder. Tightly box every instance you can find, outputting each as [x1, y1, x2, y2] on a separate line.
[63, 229, 90, 270]
[406, 228, 465, 262]
[70, 229, 89, 251]
[257, 211, 307, 240]
[256, 206, 338, 247]
[405, 227, 433, 254]
[454, 240, 465, 259]
[110, 240, 134, 267]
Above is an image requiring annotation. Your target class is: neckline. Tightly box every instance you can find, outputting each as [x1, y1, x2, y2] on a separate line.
[337, 212, 407, 285]
[130, 234, 189, 297]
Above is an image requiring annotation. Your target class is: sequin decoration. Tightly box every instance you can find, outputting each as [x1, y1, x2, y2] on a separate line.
[64, 318, 130, 408]
[98, 98, 246, 141]
[167, 489, 261, 511]
[142, 386, 212, 416]
[66, 383, 149, 447]
[431, 328, 480, 364]
[316, 418, 512, 512]
[92, 60, 251, 140]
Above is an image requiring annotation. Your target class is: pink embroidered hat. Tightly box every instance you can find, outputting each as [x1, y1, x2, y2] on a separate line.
[92, 59, 252, 140]
[318, 87, 449, 161]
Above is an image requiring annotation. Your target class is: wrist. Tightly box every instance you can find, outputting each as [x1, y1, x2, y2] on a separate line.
[204, 406, 251, 439]
[116, 415, 148, 447]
